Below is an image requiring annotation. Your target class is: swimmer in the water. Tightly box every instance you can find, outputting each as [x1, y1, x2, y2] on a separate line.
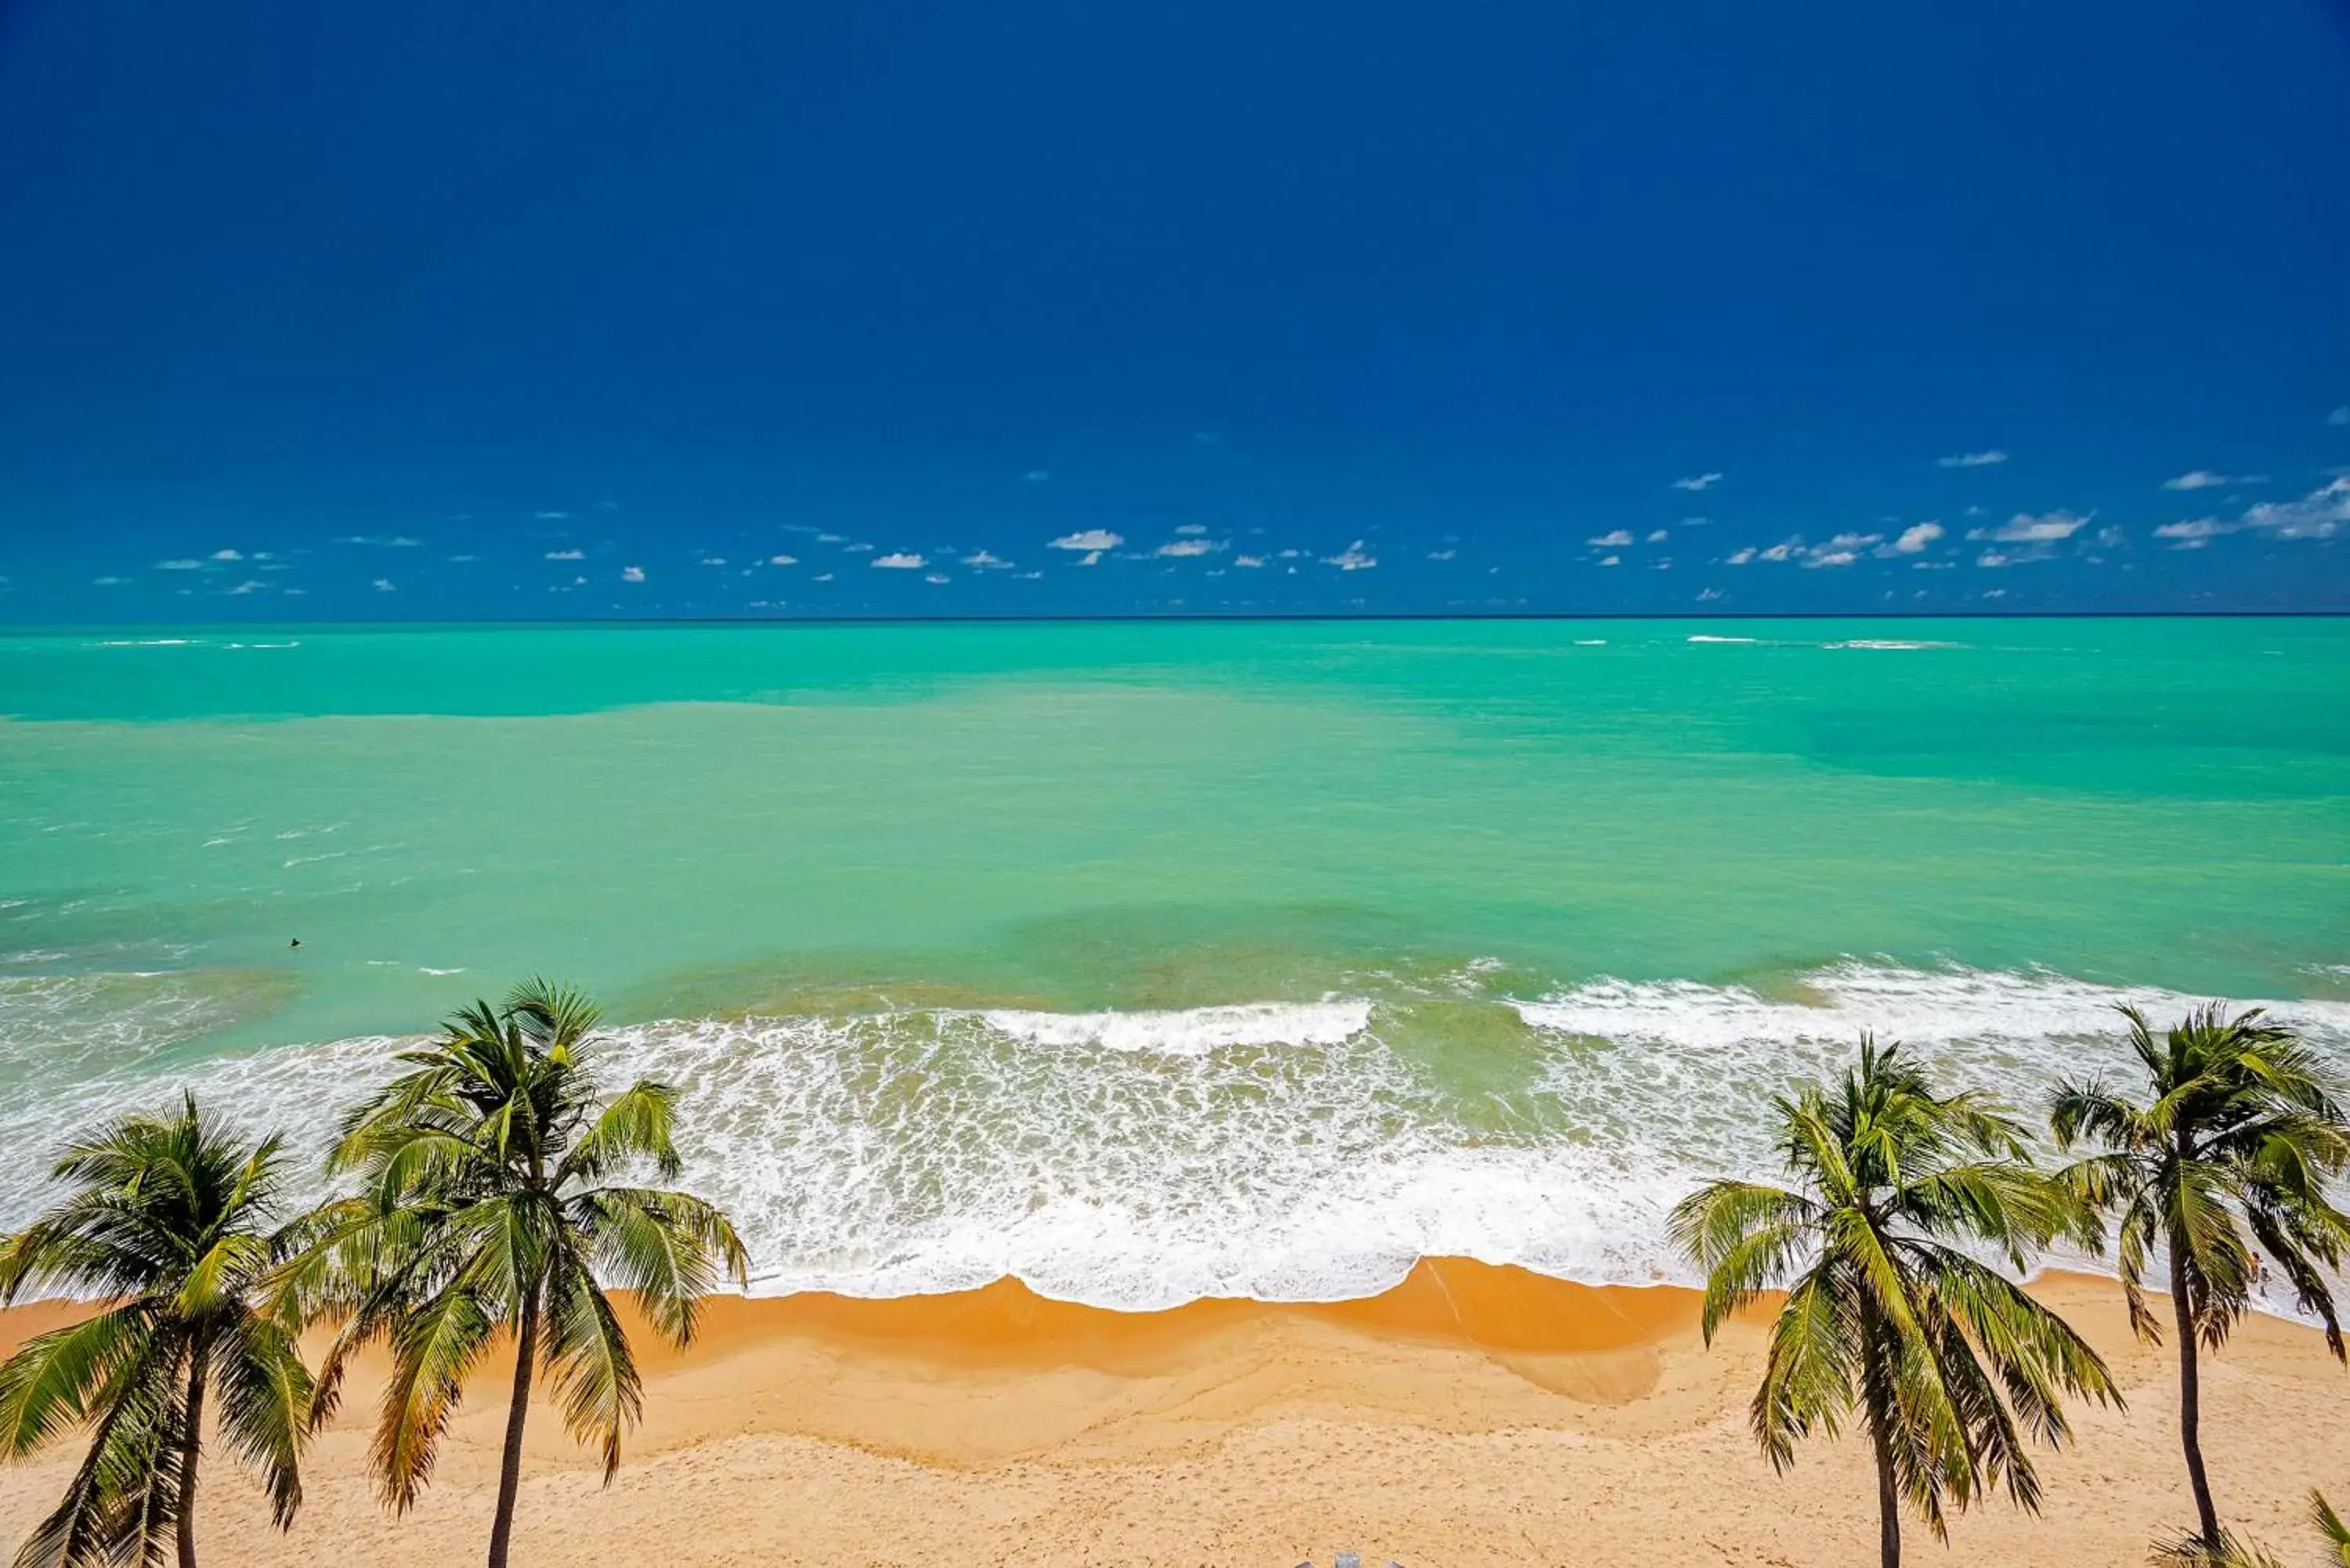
[289, 938, 301, 948]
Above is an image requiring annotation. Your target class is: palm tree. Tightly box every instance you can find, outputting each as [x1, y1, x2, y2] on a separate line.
[1671, 1036, 2120, 1568]
[277, 979, 747, 1568]
[2316, 1490, 2350, 1566]
[2150, 1494, 2350, 1568]
[0, 1095, 309, 1568]
[2048, 1004, 2350, 1553]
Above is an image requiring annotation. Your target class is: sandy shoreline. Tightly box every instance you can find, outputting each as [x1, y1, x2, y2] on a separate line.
[4, 1259, 2345, 1566]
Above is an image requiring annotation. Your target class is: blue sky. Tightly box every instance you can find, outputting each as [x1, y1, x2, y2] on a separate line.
[1, 0, 2345, 620]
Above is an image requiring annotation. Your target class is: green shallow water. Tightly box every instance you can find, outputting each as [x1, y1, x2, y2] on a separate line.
[1, 617, 2345, 1302]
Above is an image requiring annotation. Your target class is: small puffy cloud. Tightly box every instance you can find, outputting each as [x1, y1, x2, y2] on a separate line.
[1758, 539, 1800, 563]
[545, 548, 585, 561]
[814, 572, 835, 582]
[372, 578, 396, 591]
[1697, 587, 1723, 602]
[1173, 523, 1209, 536]
[1825, 532, 1882, 549]
[815, 532, 845, 544]
[1235, 555, 1267, 568]
[962, 550, 1012, 569]
[1805, 550, 1858, 569]
[1587, 529, 1634, 547]
[224, 580, 267, 595]
[211, 548, 243, 561]
[844, 542, 875, 553]
[762, 555, 793, 565]
[1937, 450, 2008, 468]
[448, 554, 477, 563]
[924, 573, 951, 584]
[2237, 476, 2349, 540]
[1050, 529, 1123, 552]
[1324, 540, 1376, 571]
[700, 556, 728, 566]
[2164, 471, 2265, 491]
[1596, 554, 1621, 567]
[337, 535, 421, 547]
[1885, 522, 1945, 555]
[1157, 537, 1224, 557]
[1978, 510, 2089, 543]
[873, 552, 927, 569]
[1976, 550, 2012, 568]
[92, 575, 125, 585]
[1671, 472, 1723, 492]
[155, 559, 203, 570]
[621, 565, 645, 583]
[535, 509, 569, 520]
[1426, 548, 1456, 561]
[1726, 547, 1756, 565]
[1645, 529, 1669, 544]
[2153, 518, 2231, 541]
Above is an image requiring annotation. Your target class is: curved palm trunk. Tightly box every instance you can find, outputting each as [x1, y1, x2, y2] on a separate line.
[175, 1350, 208, 1568]
[486, 1291, 540, 1568]
[2168, 1231, 2221, 1547]
[1871, 1422, 1901, 1568]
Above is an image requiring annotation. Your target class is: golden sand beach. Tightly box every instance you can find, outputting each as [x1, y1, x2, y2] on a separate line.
[3, 1260, 2343, 1566]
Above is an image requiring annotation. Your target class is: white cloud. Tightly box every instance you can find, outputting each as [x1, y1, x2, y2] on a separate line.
[1825, 532, 1882, 549]
[155, 559, 203, 570]
[1758, 540, 1799, 563]
[1804, 551, 1858, 569]
[535, 510, 569, 520]
[1325, 540, 1377, 570]
[1671, 472, 1723, 492]
[1077, 551, 1102, 566]
[621, 565, 645, 583]
[700, 556, 727, 566]
[2163, 471, 2265, 491]
[1173, 523, 1209, 536]
[1680, 515, 1711, 527]
[224, 580, 266, 595]
[92, 576, 125, 586]
[1050, 529, 1123, 552]
[211, 548, 243, 561]
[372, 578, 396, 591]
[1937, 450, 2008, 468]
[1726, 547, 1756, 565]
[1598, 555, 1621, 567]
[1697, 587, 1723, 602]
[768, 555, 797, 566]
[1022, 470, 1051, 482]
[1976, 551, 2012, 568]
[815, 533, 845, 544]
[1235, 555, 1266, 568]
[336, 535, 421, 547]
[2329, 406, 2350, 426]
[2237, 476, 2349, 540]
[924, 573, 951, 584]
[1645, 529, 1669, 544]
[844, 542, 874, 553]
[1979, 510, 2089, 543]
[2153, 518, 2231, 541]
[1587, 529, 1634, 547]
[1886, 522, 1944, 555]
[545, 548, 584, 561]
[1156, 538, 1224, 557]
[814, 573, 835, 582]
[961, 550, 1012, 569]
[1426, 548, 1456, 561]
[872, 552, 927, 569]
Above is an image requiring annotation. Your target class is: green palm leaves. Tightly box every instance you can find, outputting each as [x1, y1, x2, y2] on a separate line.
[275, 978, 747, 1568]
[0, 1096, 312, 1568]
[2049, 1004, 2350, 1558]
[1672, 1037, 2120, 1568]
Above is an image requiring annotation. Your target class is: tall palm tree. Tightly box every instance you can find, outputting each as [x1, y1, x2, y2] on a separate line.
[277, 979, 747, 1568]
[2048, 1004, 2350, 1553]
[1671, 1037, 2120, 1568]
[0, 1095, 309, 1568]
[2316, 1491, 2350, 1566]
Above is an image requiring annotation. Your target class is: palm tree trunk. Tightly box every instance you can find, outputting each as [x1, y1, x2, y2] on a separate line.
[1872, 1420, 1902, 1568]
[2168, 1230, 2222, 1547]
[176, 1347, 208, 1568]
[486, 1289, 540, 1568]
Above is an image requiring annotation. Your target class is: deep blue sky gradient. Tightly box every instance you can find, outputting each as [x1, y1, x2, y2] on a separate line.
[2, 0, 2347, 618]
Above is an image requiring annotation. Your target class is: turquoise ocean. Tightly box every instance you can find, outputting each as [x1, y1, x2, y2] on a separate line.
[2, 618, 2345, 1307]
